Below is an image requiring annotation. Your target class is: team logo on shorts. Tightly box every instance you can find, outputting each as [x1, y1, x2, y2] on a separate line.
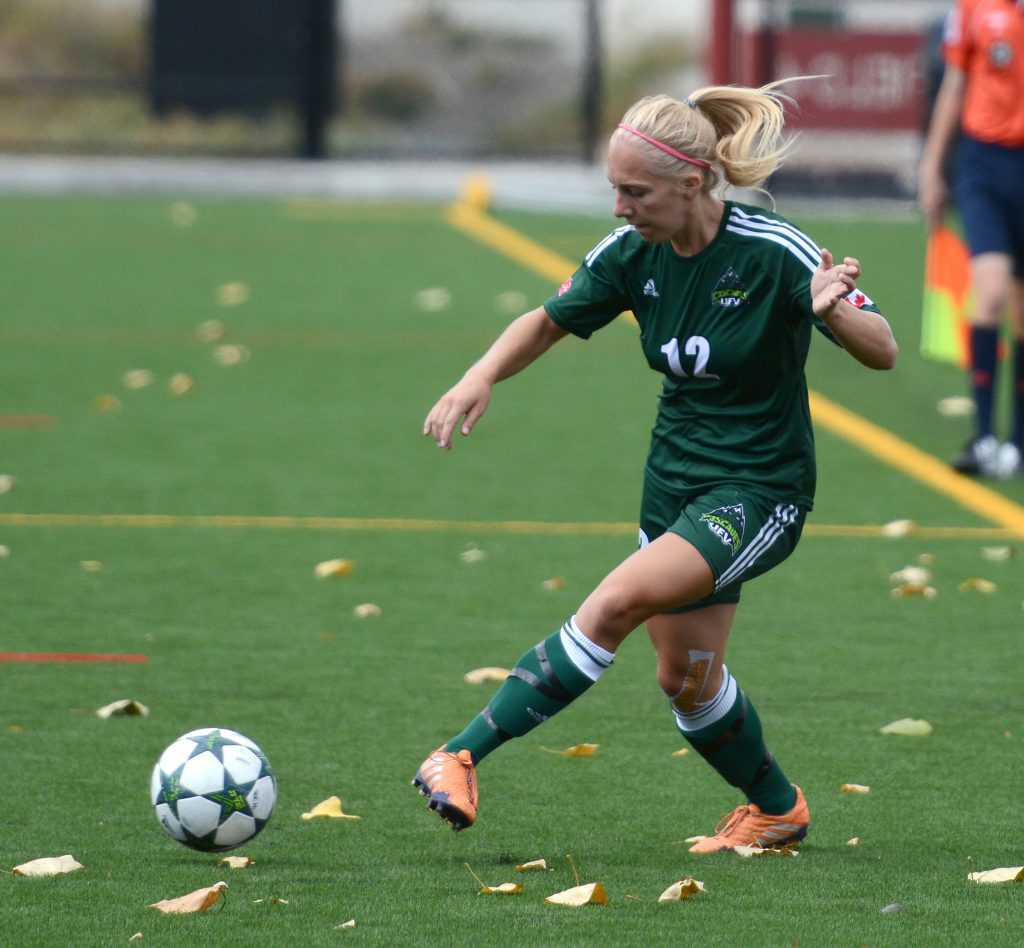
[711, 268, 750, 308]
[700, 504, 745, 554]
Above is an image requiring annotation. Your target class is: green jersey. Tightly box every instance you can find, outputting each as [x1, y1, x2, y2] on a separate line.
[544, 201, 882, 508]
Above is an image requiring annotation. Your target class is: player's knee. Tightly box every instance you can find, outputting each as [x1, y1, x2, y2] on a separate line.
[660, 651, 720, 711]
[581, 584, 647, 641]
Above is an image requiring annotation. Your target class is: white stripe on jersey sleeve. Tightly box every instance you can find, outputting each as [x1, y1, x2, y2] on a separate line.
[729, 206, 822, 262]
[725, 211, 820, 273]
[584, 225, 635, 268]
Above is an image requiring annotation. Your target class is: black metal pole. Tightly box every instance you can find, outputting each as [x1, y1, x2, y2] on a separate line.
[301, 0, 337, 159]
[581, 0, 602, 164]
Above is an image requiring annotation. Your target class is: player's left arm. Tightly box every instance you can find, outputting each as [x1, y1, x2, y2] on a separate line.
[810, 248, 898, 370]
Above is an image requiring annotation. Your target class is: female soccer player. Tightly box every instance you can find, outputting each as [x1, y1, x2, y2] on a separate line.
[414, 82, 898, 852]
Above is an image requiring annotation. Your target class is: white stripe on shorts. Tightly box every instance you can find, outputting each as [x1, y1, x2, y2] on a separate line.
[715, 502, 798, 589]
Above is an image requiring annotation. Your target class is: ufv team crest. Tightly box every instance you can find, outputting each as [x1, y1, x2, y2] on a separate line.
[700, 503, 745, 554]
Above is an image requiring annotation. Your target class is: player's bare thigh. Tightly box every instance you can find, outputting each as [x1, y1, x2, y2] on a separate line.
[574, 532, 714, 653]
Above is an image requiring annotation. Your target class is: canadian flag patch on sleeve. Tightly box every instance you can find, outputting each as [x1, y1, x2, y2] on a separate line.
[557, 277, 573, 296]
[845, 288, 873, 309]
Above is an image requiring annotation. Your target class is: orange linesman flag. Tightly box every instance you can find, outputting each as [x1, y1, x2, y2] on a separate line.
[921, 221, 972, 367]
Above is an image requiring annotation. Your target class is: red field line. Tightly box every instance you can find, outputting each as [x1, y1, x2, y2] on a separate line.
[0, 652, 147, 664]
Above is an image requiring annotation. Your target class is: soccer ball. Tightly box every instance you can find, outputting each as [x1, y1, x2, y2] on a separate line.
[151, 727, 277, 852]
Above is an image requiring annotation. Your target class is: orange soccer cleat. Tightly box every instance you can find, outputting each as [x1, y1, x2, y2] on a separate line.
[412, 746, 478, 831]
[689, 786, 810, 853]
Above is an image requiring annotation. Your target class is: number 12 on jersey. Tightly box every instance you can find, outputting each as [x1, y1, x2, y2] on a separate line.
[660, 335, 719, 379]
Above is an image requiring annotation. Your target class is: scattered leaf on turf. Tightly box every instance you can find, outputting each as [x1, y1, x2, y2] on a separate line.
[168, 201, 197, 227]
[880, 718, 932, 736]
[671, 748, 690, 757]
[959, 577, 996, 593]
[80, 560, 103, 572]
[334, 919, 356, 929]
[734, 844, 799, 858]
[253, 897, 288, 905]
[167, 374, 193, 396]
[465, 864, 523, 895]
[880, 902, 903, 913]
[150, 881, 227, 914]
[415, 287, 451, 312]
[217, 282, 250, 306]
[301, 796, 360, 820]
[658, 878, 705, 901]
[542, 576, 566, 590]
[881, 519, 916, 538]
[0, 544, 9, 558]
[197, 319, 227, 342]
[967, 866, 1024, 883]
[544, 883, 608, 906]
[541, 743, 599, 757]
[515, 859, 552, 872]
[353, 603, 381, 619]
[0, 474, 14, 493]
[12, 855, 84, 877]
[891, 583, 936, 599]
[122, 369, 154, 389]
[463, 666, 510, 684]
[314, 559, 354, 579]
[214, 344, 250, 366]
[684, 835, 706, 845]
[460, 546, 485, 563]
[841, 783, 871, 794]
[219, 856, 253, 869]
[129, 932, 143, 941]
[847, 837, 861, 845]
[95, 699, 149, 719]
[981, 545, 1016, 561]
[889, 566, 931, 586]
[936, 395, 974, 417]
[95, 394, 121, 412]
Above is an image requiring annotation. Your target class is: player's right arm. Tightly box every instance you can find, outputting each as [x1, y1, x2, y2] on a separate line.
[423, 306, 568, 449]
[919, 63, 966, 232]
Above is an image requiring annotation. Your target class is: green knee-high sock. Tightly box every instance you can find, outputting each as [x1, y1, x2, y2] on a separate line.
[675, 669, 796, 815]
[446, 617, 613, 764]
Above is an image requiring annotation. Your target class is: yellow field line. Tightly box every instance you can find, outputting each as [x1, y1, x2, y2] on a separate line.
[0, 512, 1015, 540]
[443, 183, 1024, 538]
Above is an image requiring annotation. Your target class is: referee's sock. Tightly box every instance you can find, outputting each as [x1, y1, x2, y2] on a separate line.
[970, 325, 999, 439]
[445, 615, 614, 764]
[673, 667, 796, 815]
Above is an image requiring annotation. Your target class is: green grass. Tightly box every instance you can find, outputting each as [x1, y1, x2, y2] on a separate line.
[1, 195, 1023, 946]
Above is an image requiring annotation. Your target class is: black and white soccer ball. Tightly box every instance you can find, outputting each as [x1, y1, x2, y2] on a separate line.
[151, 727, 277, 852]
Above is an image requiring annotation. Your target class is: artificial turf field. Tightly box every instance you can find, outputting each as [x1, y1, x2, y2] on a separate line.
[1, 192, 1022, 946]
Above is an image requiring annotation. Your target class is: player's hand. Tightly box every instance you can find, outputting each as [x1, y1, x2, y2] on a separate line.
[423, 375, 492, 450]
[811, 248, 860, 318]
[918, 165, 948, 233]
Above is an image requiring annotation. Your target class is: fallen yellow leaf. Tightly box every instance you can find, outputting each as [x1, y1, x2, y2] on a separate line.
[95, 699, 149, 719]
[150, 881, 227, 914]
[840, 783, 871, 794]
[334, 919, 356, 929]
[197, 319, 227, 342]
[460, 546, 486, 563]
[936, 395, 974, 417]
[314, 558, 354, 579]
[95, 394, 121, 412]
[217, 282, 250, 306]
[465, 863, 523, 894]
[959, 577, 996, 593]
[80, 560, 103, 572]
[219, 856, 253, 869]
[684, 835, 707, 845]
[168, 201, 198, 227]
[122, 369, 154, 389]
[847, 837, 861, 846]
[415, 287, 452, 312]
[253, 897, 289, 905]
[0, 474, 14, 494]
[12, 855, 84, 877]
[879, 717, 933, 736]
[301, 795, 361, 820]
[889, 565, 931, 586]
[544, 882, 608, 906]
[167, 373, 193, 396]
[541, 743, 599, 757]
[981, 545, 1016, 562]
[671, 748, 690, 757]
[542, 576, 566, 590]
[463, 666, 510, 684]
[129, 933, 143, 942]
[734, 844, 799, 858]
[353, 603, 381, 619]
[515, 859, 552, 872]
[891, 583, 937, 599]
[213, 343, 250, 366]
[658, 877, 706, 901]
[967, 866, 1024, 884]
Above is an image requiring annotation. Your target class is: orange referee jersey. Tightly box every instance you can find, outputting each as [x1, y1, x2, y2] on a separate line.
[943, 0, 1024, 146]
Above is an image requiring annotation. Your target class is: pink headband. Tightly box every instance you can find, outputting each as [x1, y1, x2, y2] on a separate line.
[617, 123, 711, 169]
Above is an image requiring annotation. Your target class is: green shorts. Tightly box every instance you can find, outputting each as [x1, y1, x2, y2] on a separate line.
[639, 477, 807, 612]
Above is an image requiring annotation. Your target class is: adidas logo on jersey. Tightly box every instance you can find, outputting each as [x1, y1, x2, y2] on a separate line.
[712, 267, 749, 308]
[643, 278, 659, 297]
